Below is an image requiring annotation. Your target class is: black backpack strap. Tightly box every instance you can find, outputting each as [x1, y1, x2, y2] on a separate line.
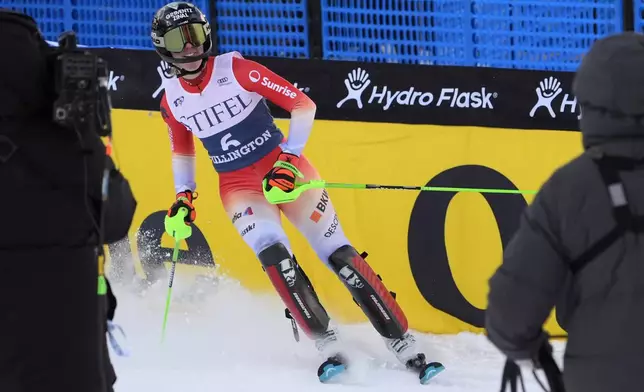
[570, 155, 644, 274]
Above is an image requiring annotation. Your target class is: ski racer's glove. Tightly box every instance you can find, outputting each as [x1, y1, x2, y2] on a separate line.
[167, 190, 197, 224]
[263, 152, 304, 193]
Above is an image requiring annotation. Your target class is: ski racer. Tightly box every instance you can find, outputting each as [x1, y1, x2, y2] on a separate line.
[150, 1, 444, 384]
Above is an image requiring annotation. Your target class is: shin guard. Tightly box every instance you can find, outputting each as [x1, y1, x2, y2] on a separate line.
[258, 243, 330, 339]
[329, 245, 408, 339]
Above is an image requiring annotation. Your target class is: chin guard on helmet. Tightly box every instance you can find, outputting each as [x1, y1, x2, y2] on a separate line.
[164, 58, 209, 79]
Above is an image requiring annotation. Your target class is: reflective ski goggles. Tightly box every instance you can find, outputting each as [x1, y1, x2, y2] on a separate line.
[161, 22, 210, 53]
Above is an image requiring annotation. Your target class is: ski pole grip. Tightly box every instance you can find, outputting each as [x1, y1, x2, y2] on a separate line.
[164, 207, 192, 240]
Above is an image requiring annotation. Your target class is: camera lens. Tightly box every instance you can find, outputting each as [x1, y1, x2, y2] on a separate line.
[55, 107, 67, 120]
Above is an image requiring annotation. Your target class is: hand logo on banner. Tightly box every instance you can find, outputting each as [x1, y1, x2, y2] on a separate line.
[152, 61, 174, 99]
[336, 68, 371, 109]
[529, 76, 563, 119]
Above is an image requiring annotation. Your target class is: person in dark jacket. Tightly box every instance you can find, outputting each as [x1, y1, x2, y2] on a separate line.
[485, 31, 644, 392]
[0, 10, 136, 392]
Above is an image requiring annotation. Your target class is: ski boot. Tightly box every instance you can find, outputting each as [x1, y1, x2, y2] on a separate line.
[386, 332, 445, 384]
[315, 327, 348, 383]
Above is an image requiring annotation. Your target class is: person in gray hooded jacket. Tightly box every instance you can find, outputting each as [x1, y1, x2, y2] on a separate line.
[485, 31, 644, 392]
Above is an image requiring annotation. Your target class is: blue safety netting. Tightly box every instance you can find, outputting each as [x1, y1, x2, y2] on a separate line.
[1, 0, 628, 70]
[636, 2, 644, 34]
[321, 0, 623, 71]
[214, 0, 310, 58]
[1, 0, 309, 57]
[1, 0, 210, 49]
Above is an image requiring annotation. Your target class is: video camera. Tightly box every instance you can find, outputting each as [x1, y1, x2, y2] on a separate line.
[52, 31, 113, 138]
[0, 9, 112, 138]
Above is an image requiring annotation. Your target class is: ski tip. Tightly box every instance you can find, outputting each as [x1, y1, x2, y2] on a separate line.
[419, 362, 445, 385]
[318, 363, 347, 383]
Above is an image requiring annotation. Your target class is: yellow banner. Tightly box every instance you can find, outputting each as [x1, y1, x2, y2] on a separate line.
[108, 109, 582, 335]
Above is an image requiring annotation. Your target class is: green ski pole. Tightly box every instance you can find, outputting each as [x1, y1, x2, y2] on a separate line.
[161, 207, 192, 343]
[262, 179, 538, 205]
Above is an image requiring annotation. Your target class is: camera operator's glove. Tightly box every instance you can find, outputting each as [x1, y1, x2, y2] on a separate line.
[167, 190, 197, 224]
[513, 339, 553, 370]
[500, 339, 563, 392]
[263, 152, 304, 193]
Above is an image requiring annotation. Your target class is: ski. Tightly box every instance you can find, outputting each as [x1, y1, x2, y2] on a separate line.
[317, 355, 348, 383]
[407, 353, 446, 385]
[316, 352, 445, 385]
[418, 361, 446, 384]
